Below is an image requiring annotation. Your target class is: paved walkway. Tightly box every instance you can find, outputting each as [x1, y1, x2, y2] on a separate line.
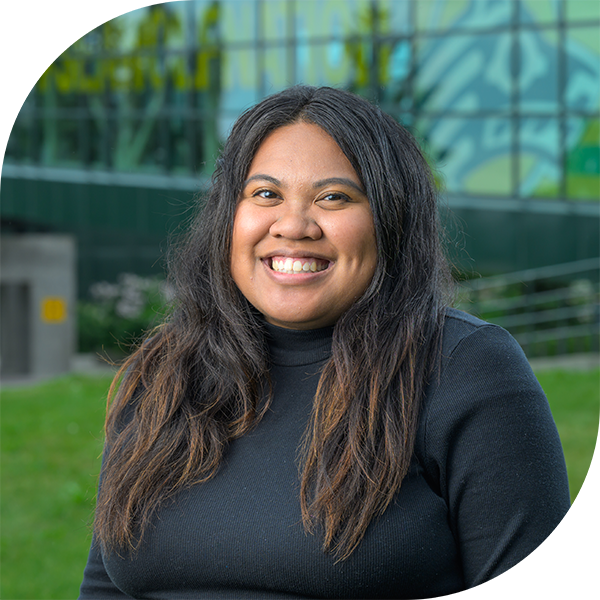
[71, 353, 120, 375]
[528, 353, 599, 372]
[2, 352, 598, 389]
[48, 351, 600, 374]
[1, 353, 117, 388]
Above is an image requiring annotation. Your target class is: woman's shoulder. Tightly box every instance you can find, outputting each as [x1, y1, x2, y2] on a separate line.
[417, 315, 570, 588]
[441, 307, 508, 348]
[442, 306, 490, 331]
[420, 306, 546, 446]
[422, 307, 549, 447]
[439, 307, 529, 371]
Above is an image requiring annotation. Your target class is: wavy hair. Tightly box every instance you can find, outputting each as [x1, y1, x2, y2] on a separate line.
[94, 86, 451, 560]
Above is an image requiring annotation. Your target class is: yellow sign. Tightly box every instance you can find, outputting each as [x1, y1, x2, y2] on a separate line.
[41, 297, 67, 323]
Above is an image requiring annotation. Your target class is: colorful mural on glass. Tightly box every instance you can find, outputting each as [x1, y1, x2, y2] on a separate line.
[414, 0, 599, 199]
[6, 0, 600, 201]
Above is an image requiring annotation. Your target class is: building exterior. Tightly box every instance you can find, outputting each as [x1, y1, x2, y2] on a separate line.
[0, 235, 76, 377]
[2, 0, 599, 296]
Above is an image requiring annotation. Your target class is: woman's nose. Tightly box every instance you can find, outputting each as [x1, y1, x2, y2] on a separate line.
[268, 206, 322, 240]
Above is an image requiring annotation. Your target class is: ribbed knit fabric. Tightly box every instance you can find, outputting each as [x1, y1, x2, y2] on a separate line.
[79, 309, 570, 599]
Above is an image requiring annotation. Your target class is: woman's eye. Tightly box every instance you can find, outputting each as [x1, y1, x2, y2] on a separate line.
[253, 189, 278, 200]
[318, 192, 350, 204]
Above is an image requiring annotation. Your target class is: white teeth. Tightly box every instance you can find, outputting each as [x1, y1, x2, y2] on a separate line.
[270, 258, 328, 274]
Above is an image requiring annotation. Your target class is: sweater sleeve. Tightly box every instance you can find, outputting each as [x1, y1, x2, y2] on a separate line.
[79, 537, 133, 599]
[421, 323, 571, 588]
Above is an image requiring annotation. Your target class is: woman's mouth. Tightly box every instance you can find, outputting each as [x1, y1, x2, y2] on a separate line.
[268, 256, 331, 274]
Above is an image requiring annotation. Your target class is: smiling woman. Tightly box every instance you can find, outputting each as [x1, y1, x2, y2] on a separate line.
[231, 122, 378, 330]
[79, 86, 570, 600]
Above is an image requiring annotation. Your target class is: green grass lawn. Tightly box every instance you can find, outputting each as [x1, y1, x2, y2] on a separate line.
[1, 375, 111, 600]
[534, 368, 600, 502]
[1, 369, 598, 599]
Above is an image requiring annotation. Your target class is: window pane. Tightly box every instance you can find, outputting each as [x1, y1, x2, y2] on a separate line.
[222, 0, 257, 44]
[295, 0, 371, 42]
[53, 118, 81, 167]
[566, 26, 600, 111]
[191, 1, 223, 54]
[194, 113, 220, 174]
[519, 0, 560, 24]
[88, 114, 109, 170]
[566, 0, 600, 21]
[169, 113, 192, 174]
[262, 0, 289, 43]
[520, 30, 559, 113]
[113, 4, 189, 53]
[112, 117, 161, 172]
[520, 117, 560, 198]
[263, 46, 290, 94]
[380, 39, 413, 111]
[296, 41, 355, 88]
[422, 117, 512, 196]
[378, 0, 413, 35]
[566, 118, 600, 200]
[37, 85, 82, 166]
[416, 0, 512, 33]
[417, 34, 512, 113]
[223, 48, 258, 108]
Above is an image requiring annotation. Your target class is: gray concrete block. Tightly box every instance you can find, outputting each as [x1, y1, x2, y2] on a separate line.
[1, 234, 76, 379]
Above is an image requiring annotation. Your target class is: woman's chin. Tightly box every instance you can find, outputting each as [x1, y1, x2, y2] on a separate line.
[262, 310, 335, 331]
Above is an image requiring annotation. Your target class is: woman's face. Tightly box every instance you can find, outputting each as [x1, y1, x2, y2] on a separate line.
[230, 122, 378, 330]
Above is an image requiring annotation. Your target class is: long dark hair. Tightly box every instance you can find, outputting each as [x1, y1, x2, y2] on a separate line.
[94, 86, 451, 560]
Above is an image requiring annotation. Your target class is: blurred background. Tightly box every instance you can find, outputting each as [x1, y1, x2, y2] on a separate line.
[1, 0, 599, 377]
[0, 2, 598, 597]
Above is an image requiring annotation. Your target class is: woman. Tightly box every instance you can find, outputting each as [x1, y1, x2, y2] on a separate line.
[79, 86, 570, 599]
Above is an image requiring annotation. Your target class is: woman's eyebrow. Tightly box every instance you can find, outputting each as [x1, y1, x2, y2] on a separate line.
[243, 174, 366, 196]
[243, 174, 281, 187]
[313, 177, 366, 195]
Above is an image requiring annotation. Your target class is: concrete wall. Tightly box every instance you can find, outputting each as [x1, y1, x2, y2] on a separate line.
[0, 234, 76, 379]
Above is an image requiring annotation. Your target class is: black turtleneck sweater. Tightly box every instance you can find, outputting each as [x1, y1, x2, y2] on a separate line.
[79, 309, 570, 599]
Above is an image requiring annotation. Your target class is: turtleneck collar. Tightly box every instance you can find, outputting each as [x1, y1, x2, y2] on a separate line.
[263, 321, 334, 367]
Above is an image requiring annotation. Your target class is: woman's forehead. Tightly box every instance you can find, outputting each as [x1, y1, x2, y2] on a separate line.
[245, 123, 362, 189]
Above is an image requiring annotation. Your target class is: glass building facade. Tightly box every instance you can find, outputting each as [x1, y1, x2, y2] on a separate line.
[2, 0, 599, 292]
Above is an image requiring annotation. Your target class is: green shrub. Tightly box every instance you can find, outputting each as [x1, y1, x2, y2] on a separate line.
[78, 274, 171, 356]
